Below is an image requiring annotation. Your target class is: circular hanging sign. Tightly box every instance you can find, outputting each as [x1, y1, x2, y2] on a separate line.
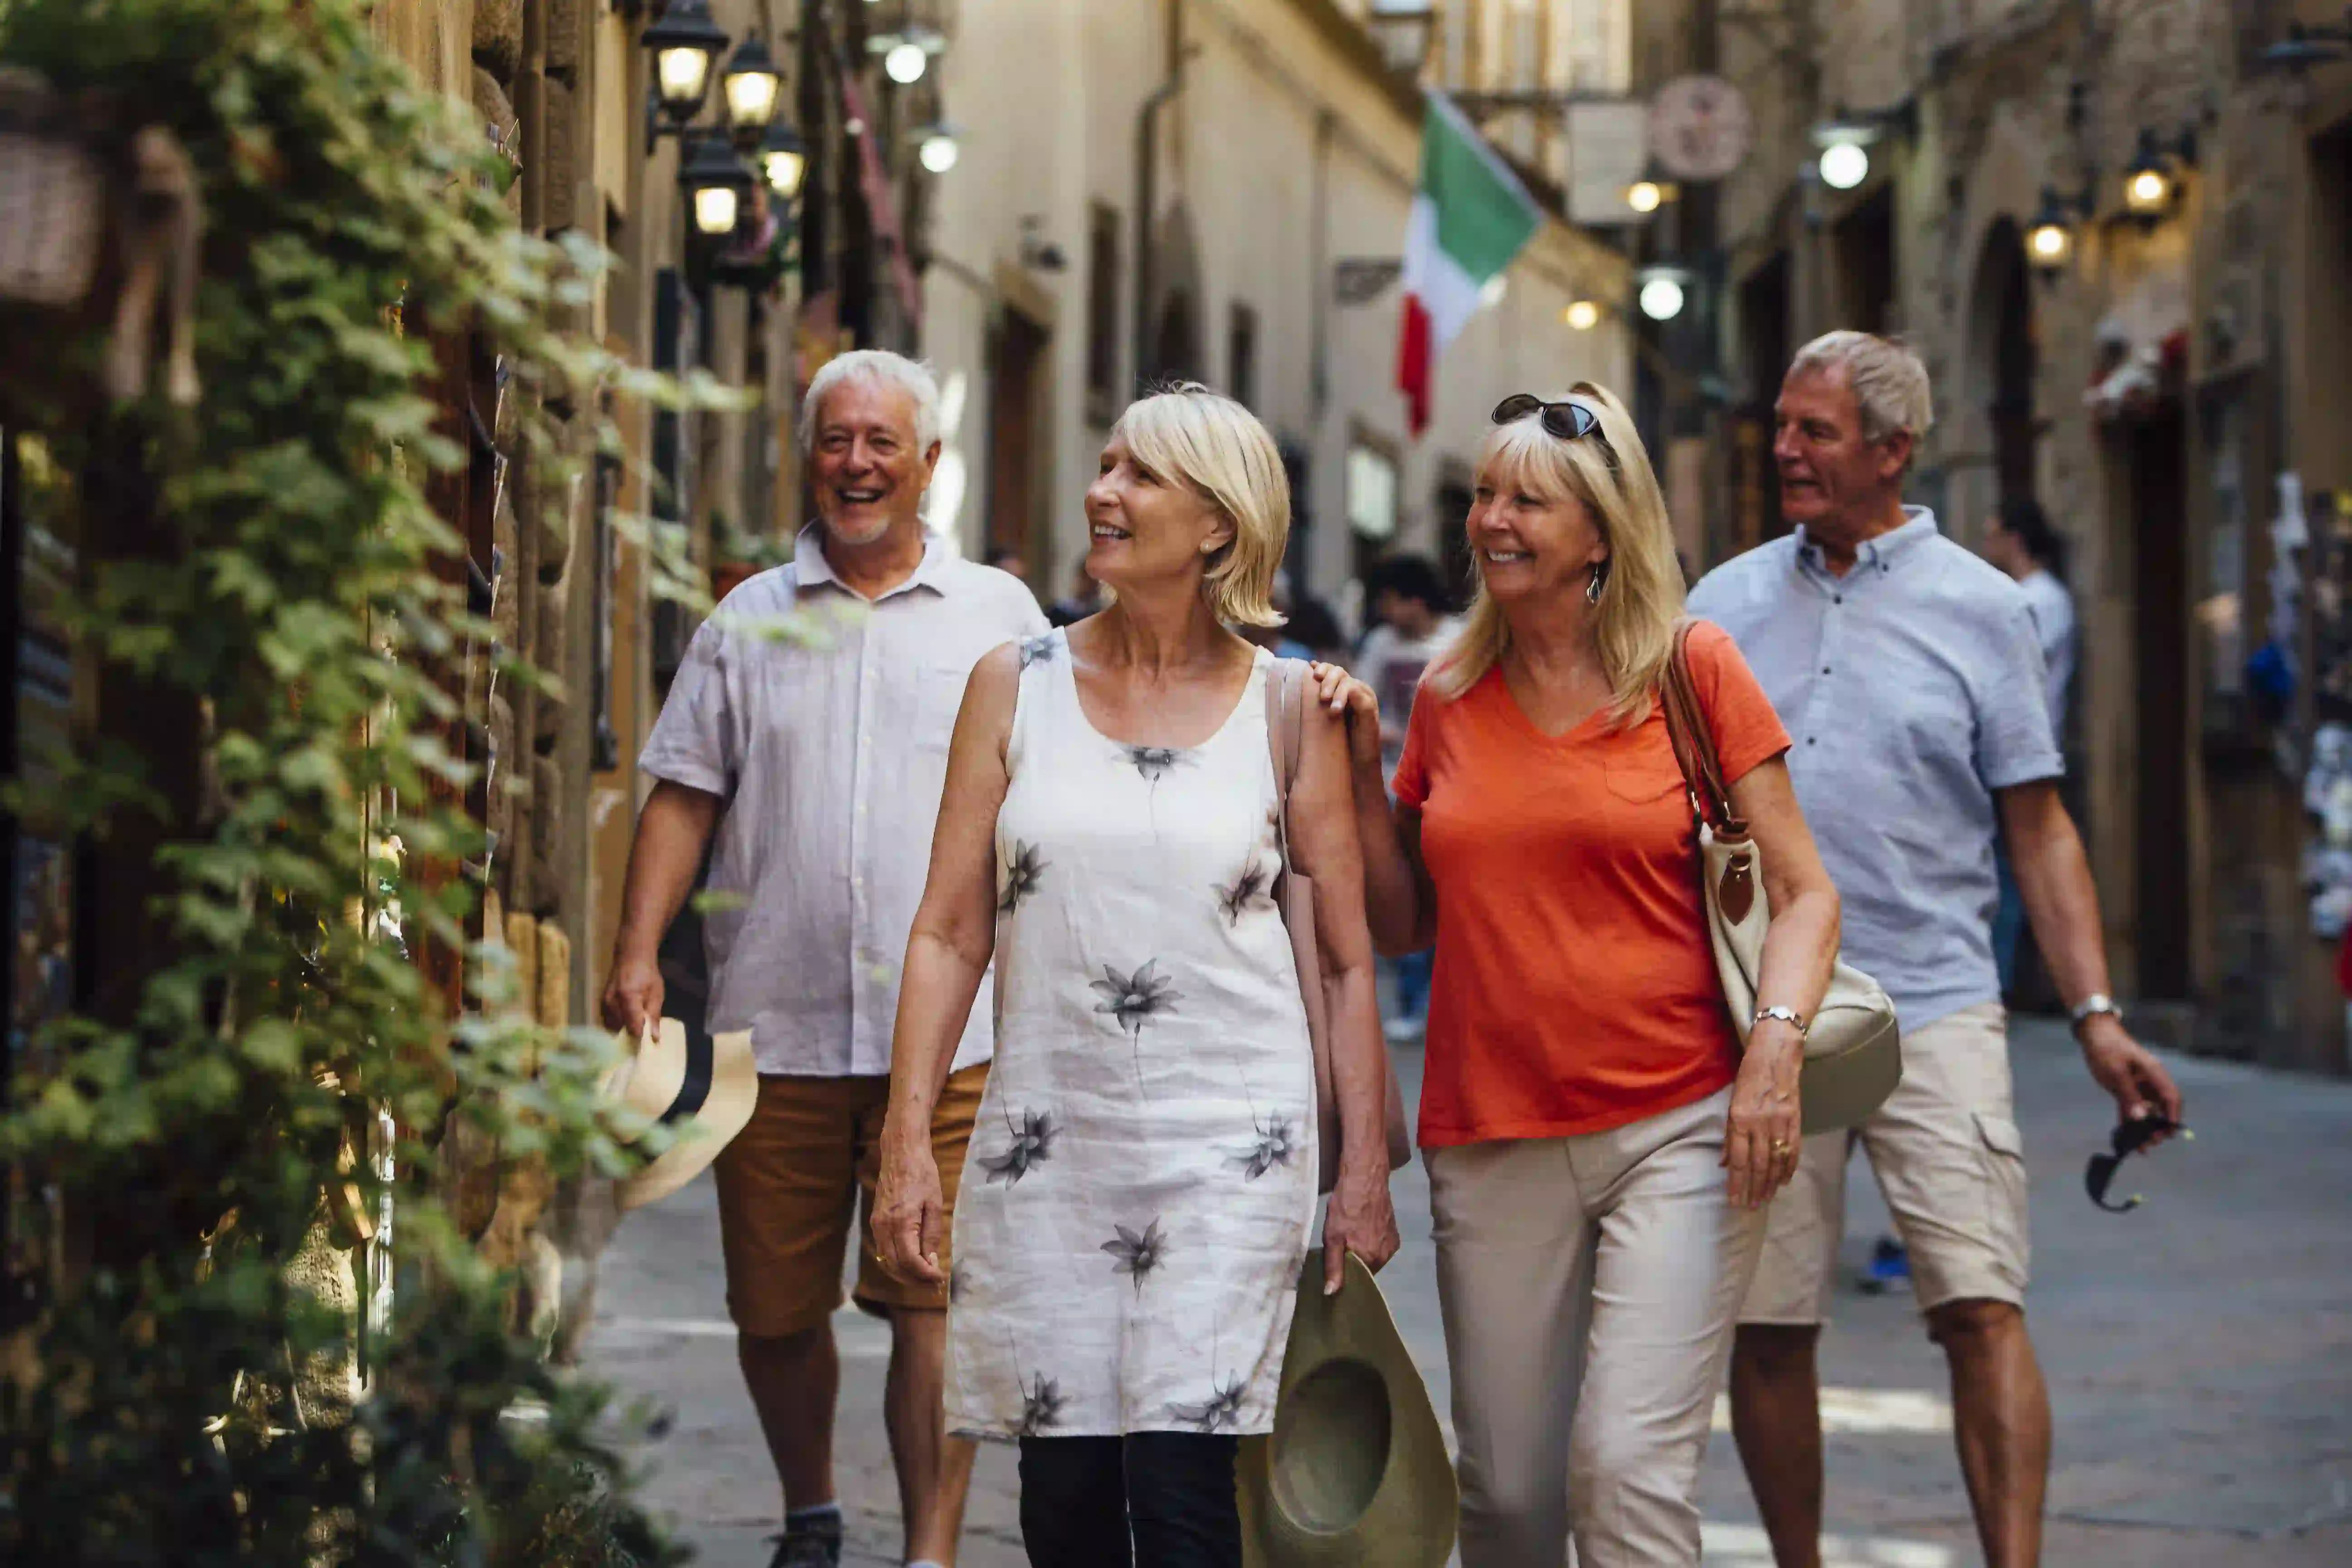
[1648, 74, 1754, 183]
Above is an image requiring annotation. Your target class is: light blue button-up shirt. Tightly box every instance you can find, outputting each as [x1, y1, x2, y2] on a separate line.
[1687, 508, 2062, 1030]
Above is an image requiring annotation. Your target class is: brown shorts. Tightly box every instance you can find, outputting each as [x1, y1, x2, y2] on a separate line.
[712, 1063, 989, 1338]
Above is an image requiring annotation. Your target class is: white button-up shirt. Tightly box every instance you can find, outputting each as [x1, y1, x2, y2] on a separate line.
[638, 527, 1048, 1077]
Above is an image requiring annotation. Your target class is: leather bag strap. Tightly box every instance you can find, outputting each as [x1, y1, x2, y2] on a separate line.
[1265, 657, 1307, 867]
[1659, 620, 1746, 834]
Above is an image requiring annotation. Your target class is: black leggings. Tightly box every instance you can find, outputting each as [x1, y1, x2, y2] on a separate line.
[1016, 1432, 1241, 1568]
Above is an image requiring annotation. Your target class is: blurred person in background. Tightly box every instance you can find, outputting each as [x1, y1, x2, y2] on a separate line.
[1354, 553, 1458, 1042]
[1238, 570, 1317, 662]
[986, 544, 1035, 589]
[1981, 499, 2076, 998]
[1284, 593, 1348, 666]
[1047, 559, 1105, 628]
[1689, 332, 2180, 1568]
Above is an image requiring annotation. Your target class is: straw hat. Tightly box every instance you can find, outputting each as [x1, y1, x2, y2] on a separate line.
[1237, 1253, 1458, 1568]
[603, 1017, 757, 1210]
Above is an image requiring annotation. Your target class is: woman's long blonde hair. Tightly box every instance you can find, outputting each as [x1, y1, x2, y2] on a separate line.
[1428, 380, 1683, 727]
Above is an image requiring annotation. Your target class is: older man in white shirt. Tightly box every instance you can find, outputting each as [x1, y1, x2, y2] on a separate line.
[602, 350, 1045, 1568]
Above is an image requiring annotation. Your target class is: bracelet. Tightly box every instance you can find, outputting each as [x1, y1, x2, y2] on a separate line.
[1753, 1004, 1807, 1034]
[2069, 993, 2122, 1033]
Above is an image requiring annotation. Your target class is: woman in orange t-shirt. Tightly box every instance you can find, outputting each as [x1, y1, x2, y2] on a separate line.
[1314, 383, 1842, 1567]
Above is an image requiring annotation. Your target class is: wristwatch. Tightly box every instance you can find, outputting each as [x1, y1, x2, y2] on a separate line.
[2068, 993, 2123, 1035]
[1752, 1004, 1808, 1034]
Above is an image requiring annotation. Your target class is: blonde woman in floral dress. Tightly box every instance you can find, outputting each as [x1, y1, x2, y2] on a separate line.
[872, 385, 1400, 1568]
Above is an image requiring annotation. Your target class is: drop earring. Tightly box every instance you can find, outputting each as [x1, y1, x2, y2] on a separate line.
[1586, 563, 1607, 605]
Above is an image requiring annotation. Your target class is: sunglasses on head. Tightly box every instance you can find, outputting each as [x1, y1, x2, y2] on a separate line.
[2085, 1113, 2190, 1213]
[1492, 393, 1602, 441]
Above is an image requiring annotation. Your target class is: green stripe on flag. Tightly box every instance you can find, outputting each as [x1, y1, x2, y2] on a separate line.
[1423, 101, 1539, 284]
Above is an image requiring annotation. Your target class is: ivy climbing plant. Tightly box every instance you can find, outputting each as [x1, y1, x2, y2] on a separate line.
[0, 0, 721, 1561]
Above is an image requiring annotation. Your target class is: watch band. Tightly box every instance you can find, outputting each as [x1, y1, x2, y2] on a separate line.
[2069, 993, 2122, 1029]
[1753, 1004, 1807, 1034]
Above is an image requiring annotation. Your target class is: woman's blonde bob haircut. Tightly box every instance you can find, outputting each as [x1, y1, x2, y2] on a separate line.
[1429, 380, 1683, 725]
[1108, 382, 1289, 628]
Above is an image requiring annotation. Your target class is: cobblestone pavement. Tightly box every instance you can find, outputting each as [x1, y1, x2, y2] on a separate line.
[587, 1018, 2352, 1566]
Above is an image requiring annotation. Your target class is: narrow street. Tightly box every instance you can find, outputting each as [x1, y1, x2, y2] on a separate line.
[588, 1019, 2352, 1566]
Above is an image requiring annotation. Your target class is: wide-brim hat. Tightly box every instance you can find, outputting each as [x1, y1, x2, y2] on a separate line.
[603, 1017, 757, 1211]
[1237, 1254, 1458, 1568]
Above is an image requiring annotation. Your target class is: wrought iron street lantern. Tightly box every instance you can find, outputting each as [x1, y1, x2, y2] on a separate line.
[1637, 265, 1690, 322]
[758, 122, 808, 202]
[644, 0, 730, 128]
[2025, 186, 2079, 274]
[680, 132, 755, 237]
[720, 34, 784, 146]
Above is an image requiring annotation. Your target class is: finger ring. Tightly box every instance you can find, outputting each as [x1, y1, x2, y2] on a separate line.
[1769, 1138, 1791, 1155]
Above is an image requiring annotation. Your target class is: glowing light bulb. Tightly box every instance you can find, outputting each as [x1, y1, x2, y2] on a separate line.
[693, 185, 740, 237]
[885, 43, 927, 84]
[1818, 140, 1869, 191]
[1627, 180, 1663, 214]
[1564, 300, 1600, 332]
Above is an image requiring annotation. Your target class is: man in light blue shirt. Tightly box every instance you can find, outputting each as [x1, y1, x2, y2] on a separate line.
[1688, 332, 2183, 1568]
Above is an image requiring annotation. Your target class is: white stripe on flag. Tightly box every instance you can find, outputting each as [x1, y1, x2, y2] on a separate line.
[1400, 195, 1485, 352]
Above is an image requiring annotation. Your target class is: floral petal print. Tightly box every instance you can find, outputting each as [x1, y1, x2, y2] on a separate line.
[1167, 1373, 1247, 1434]
[1230, 1111, 1298, 1181]
[978, 1108, 1059, 1186]
[1124, 744, 1190, 782]
[1018, 634, 1058, 670]
[1015, 1372, 1066, 1436]
[1215, 860, 1274, 926]
[1089, 959, 1184, 1037]
[998, 841, 1049, 915]
[1100, 1217, 1166, 1294]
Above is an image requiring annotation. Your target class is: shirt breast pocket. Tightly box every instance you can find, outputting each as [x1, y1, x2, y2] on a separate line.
[899, 658, 978, 753]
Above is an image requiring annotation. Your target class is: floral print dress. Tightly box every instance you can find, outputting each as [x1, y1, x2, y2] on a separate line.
[945, 629, 1318, 1440]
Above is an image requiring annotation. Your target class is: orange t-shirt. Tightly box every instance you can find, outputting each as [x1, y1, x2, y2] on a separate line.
[1391, 621, 1791, 1147]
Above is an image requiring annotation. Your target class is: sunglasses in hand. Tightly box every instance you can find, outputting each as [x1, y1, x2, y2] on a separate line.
[2084, 1113, 2191, 1213]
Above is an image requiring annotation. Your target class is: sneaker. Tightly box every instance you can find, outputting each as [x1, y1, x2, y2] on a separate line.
[1856, 1236, 1911, 1296]
[765, 1524, 843, 1568]
[1382, 1014, 1423, 1044]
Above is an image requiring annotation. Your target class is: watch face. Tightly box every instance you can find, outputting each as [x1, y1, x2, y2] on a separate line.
[1649, 74, 1754, 183]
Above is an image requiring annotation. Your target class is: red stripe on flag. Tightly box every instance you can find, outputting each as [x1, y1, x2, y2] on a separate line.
[1396, 292, 1433, 438]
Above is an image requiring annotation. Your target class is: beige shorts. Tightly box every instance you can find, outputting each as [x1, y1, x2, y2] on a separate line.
[1740, 1002, 2029, 1324]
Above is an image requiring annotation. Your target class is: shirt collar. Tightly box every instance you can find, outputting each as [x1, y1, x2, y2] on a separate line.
[792, 523, 951, 600]
[1794, 506, 1939, 578]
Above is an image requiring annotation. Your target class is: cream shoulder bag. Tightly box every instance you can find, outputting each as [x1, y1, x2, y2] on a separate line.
[1265, 658, 1413, 1192]
[1658, 623, 1902, 1135]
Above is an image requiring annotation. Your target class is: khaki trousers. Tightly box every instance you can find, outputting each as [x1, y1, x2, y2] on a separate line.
[1429, 1086, 1763, 1568]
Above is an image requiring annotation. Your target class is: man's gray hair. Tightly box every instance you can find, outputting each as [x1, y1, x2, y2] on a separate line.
[798, 349, 944, 455]
[1788, 330, 1934, 446]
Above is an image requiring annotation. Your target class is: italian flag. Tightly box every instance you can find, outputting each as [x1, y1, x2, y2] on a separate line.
[1397, 95, 1541, 436]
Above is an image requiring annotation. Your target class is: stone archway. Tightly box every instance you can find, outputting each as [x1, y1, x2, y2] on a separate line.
[1945, 113, 2051, 545]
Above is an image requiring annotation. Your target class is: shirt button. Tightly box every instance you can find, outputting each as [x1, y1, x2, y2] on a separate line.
[1822, 666, 1832, 675]
[1833, 595, 1844, 605]
[1807, 737, 1817, 745]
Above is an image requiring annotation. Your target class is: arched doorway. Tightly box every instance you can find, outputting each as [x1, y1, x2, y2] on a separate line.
[1149, 290, 1200, 385]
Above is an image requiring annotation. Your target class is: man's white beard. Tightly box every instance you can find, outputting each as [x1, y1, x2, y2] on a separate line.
[823, 506, 899, 547]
